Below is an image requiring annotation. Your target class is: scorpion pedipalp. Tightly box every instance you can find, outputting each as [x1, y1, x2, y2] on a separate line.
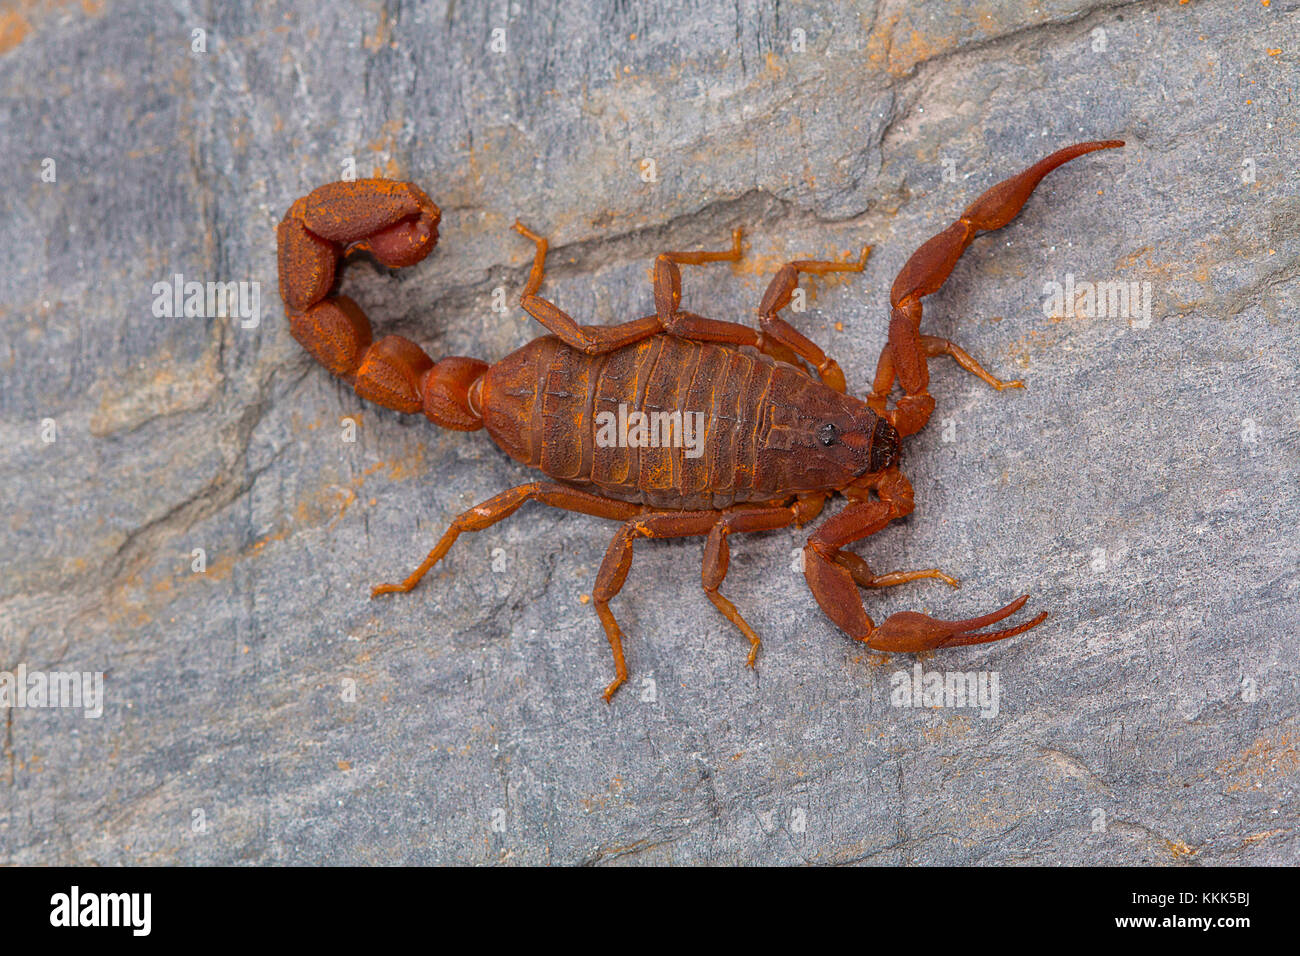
[803, 466, 1048, 656]
[858, 596, 1049, 653]
[869, 139, 1124, 437]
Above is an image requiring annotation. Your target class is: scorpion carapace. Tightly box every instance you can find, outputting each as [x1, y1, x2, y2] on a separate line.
[278, 139, 1124, 700]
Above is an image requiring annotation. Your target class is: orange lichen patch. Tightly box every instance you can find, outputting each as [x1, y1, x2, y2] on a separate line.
[361, 5, 389, 52]
[366, 118, 404, 179]
[379, 446, 428, 482]
[1242, 828, 1285, 845]
[1166, 838, 1198, 859]
[154, 479, 357, 593]
[888, 29, 944, 75]
[90, 349, 222, 436]
[337, 760, 352, 771]
[1216, 729, 1300, 792]
[125, 144, 168, 159]
[580, 775, 625, 812]
[862, 10, 964, 77]
[189, 534, 275, 584]
[1, 0, 105, 54]
[101, 579, 157, 631]
[1005, 328, 1059, 369]
[352, 452, 429, 484]
[1116, 242, 1216, 297]
[295, 484, 358, 528]
[0, 8, 29, 53]
[920, 715, 971, 743]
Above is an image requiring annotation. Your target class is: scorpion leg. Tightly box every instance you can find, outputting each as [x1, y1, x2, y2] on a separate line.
[755, 246, 872, 392]
[869, 140, 1124, 436]
[919, 335, 1024, 391]
[277, 180, 487, 429]
[833, 551, 960, 590]
[370, 482, 640, 597]
[514, 221, 663, 353]
[647, 234, 807, 363]
[596, 496, 826, 698]
[594, 510, 725, 701]
[802, 468, 1046, 652]
[701, 499, 824, 668]
[514, 222, 781, 356]
[649, 229, 774, 345]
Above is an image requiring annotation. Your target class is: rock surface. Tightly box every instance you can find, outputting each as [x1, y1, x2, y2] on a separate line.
[1, 0, 1297, 864]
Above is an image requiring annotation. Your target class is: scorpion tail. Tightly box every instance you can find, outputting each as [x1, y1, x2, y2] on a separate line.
[869, 140, 1125, 436]
[277, 179, 487, 431]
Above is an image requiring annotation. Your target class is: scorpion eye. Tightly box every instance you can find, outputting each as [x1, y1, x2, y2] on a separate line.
[817, 423, 840, 446]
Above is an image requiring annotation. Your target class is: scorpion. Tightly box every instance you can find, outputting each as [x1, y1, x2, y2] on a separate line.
[277, 139, 1124, 701]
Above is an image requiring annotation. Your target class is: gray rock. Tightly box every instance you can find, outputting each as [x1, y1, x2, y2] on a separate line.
[0, 0, 1296, 864]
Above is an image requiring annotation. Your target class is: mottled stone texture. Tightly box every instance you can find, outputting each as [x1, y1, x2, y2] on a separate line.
[1, 0, 1297, 865]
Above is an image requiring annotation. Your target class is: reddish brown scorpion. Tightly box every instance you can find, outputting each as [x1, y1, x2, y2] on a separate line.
[277, 140, 1124, 700]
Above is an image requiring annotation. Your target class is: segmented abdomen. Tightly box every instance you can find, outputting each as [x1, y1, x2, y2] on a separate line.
[481, 334, 814, 509]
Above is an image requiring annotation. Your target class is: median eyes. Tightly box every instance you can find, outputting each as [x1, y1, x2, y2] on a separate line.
[817, 423, 840, 446]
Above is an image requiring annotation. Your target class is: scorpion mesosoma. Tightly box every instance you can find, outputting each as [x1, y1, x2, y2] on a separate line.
[277, 140, 1123, 700]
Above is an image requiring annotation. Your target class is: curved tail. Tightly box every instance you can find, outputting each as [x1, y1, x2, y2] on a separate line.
[277, 179, 486, 430]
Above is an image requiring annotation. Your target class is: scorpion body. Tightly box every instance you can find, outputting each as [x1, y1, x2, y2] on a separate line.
[277, 140, 1124, 700]
[481, 332, 894, 510]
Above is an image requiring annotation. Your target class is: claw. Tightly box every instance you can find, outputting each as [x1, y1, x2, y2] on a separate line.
[803, 476, 1047, 656]
[861, 595, 1047, 653]
[874, 140, 1123, 436]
